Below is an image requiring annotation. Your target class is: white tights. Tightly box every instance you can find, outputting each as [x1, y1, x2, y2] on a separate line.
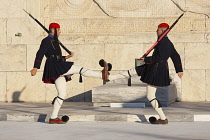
[51, 66, 167, 120]
[51, 65, 102, 119]
[109, 67, 137, 81]
[147, 85, 167, 120]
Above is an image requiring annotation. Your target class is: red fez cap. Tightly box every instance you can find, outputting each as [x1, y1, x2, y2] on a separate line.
[158, 23, 169, 28]
[49, 23, 60, 28]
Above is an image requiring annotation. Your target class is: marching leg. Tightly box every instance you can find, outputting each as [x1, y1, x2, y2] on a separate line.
[49, 76, 67, 124]
[64, 60, 112, 82]
[108, 67, 137, 81]
[65, 65, 102, 79]
[147, 85, 168, 124]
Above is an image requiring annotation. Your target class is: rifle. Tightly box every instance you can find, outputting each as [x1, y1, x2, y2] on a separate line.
[23, 9, 71, 55]
[136, 12, 185, 66]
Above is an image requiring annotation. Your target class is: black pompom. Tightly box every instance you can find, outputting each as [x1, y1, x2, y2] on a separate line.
[62, 115, 69, 122]
[107, 63, 112, 71]
[149, 117, 157, 123]
[99, 59, 104, 67]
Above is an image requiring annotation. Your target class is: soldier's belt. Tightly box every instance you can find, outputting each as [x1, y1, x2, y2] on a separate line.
[135, 59, 167, 67]
[47, 55, 61, 60]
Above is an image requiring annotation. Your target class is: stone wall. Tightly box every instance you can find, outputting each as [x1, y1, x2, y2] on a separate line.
[0, 0, 210, 102]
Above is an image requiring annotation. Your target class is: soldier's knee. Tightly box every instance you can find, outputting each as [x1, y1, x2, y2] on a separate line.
[150, 98, 162, 108]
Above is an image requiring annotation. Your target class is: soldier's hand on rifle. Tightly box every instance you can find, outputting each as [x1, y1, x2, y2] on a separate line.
[140, 57, 145, 62]
[177, 72, 183, 78]
[65, 52, 74, 59]
[30, 68, 37, 76]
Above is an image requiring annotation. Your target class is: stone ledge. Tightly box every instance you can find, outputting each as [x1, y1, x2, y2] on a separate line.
[0, 102, 210, 122]
[92, 82, 177, 107]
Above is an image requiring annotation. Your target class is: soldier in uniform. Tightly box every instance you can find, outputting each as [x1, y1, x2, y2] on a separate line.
[108, 23, 183, 124]
[30, 23, 110, 124]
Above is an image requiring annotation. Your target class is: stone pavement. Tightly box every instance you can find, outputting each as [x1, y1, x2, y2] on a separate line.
[1, 122, 210, 140]
[0, 102, 210, 122]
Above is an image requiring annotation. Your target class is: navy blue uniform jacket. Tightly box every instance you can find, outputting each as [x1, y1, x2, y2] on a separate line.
[33, 35, 74, 84]
[136, 36, 183, 86]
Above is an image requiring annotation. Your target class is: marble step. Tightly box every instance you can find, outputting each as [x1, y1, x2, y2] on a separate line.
[92, 83, 177, 107]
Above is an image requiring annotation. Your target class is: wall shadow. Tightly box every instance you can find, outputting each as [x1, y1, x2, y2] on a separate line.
[64, 90, 92, 102]
[12, 86, 26, 102]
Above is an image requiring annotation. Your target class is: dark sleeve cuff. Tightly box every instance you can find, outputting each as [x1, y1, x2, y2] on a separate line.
[33, 60, 41, 69]
[175, 64, 183, 73]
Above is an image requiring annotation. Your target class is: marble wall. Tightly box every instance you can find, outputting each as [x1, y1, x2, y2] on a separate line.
[0, 0, 210, 102]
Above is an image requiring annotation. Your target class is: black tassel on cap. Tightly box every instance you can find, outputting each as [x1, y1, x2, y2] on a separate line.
[79, 68, 84, 83]
[79, 75, 82, 83]
[128, 70, 131, 86]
